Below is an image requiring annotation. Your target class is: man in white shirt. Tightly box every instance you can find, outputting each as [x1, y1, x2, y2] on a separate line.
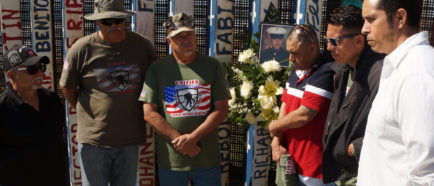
[358, 0, 434, 185]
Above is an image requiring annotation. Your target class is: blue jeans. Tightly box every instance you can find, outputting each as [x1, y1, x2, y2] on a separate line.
[78, 143, 139, 186]
[158, 166, 221, 186]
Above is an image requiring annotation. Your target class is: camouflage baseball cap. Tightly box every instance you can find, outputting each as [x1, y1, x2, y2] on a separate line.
[163, 13, 195, 38]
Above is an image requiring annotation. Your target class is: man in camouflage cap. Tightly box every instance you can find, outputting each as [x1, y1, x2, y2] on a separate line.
[139, 12, 229, 186]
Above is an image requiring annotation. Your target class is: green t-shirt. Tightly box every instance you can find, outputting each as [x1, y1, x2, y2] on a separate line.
[139, 53, 229, 171]
[60, 31, 155, 147]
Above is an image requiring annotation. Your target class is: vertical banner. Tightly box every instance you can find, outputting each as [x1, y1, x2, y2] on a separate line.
[246, 1, 275, 185]
[133, 0, 156, 185]
[293, 0, 323, 38]
[218, 121, 231, 186]
[171, 0, 194, 15]
[209, 0, 234, 185]
[135, 0, 155, 45]
[62, 0, 84, 185]
[0, 0, 22, 52]
[0, 0, 22, 85]
[245, 125, 272, 186]
[30, 0, 55, 90]
[211, 0, 234, 63]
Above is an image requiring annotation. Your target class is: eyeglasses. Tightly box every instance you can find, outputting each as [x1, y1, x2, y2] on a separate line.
[100, 18, 124, 26]
[325, 33, 361, 47]
[14, 64, 46, 75]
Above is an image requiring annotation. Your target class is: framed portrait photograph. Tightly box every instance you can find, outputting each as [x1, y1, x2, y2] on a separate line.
[259, 24, 293, 67]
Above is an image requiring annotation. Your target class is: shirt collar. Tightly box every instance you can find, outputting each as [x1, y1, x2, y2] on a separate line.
[295, 69, 311, 78]
[385, 31, 430, 69]
[5, 85, 26, 105]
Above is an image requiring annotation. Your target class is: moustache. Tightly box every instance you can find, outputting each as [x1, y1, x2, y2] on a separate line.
[107, 27, 121, 32]
[32, 77, 43, 84]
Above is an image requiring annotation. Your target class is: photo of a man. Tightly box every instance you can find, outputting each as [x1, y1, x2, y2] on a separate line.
[259, 24, 292, 66]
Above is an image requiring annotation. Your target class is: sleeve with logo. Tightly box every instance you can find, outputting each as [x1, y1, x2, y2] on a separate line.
[138, 62, 160, 104]
[59, 44, 82, 89]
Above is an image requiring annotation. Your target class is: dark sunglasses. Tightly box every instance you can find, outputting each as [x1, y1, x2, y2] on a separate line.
[325, 33, 361, 47]
[14, 64, 46, 75]
[100, 18, 124, 26]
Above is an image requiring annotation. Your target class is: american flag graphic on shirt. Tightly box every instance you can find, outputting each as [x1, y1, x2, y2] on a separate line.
[96, 64, 141, 94]
[164, 82, 211, 117]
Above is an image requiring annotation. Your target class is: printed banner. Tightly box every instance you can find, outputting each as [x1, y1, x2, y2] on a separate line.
[137, 125, 156, 186]
[219, 121, 231, 186]
[30, 0, 55, 90]
[213, 0, 234, 63]
[135, 0, 155, 45]
[62, 0, 84, 185]
[0, 0, 22, 52]
[246, 125, 271, 186]
[171, 0, 194, 15]
[246, 1, 276, 185]
[134, 0, 156, 185]
[293, 0, 323, 38]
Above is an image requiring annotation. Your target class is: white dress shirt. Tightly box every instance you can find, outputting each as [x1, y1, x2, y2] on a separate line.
[358, 32, 434, 186]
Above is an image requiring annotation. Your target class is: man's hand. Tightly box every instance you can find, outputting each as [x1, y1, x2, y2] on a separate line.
[347, 143, 355, 157]
[172, 134, 201, 158]
[268, 120, 281, 138]
[271, 136, 287, 166]
[62, 88, 78, 108]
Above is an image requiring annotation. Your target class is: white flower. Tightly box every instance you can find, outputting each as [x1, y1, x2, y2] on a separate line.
[245, 112, 257, 125]
[261, 60, 281, 73]
[228, 88, 236, 105]
[238, 49, 255, 63]
[258, 85, 264, 94]
[232, 67, 243, 76]
[259, 95, 276, 109]
[240, 80, 254, 99]
[273, 106, 280, 114]
[240, 75, 248, 82]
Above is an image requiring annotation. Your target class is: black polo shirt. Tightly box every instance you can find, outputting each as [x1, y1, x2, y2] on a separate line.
[0, 85, 68, 186]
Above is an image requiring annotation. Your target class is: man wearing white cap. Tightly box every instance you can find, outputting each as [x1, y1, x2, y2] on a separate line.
[260, 26, 290, 66]
[60, 0, 155, 185]
[139, 13, 229, 186]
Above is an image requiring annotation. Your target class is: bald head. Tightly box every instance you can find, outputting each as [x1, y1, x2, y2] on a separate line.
[287, 25, 319, 48]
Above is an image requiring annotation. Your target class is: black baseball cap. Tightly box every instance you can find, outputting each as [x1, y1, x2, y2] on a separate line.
[3, 45, 49, 72]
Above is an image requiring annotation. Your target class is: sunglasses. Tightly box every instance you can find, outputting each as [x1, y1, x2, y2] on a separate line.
[325, 33, 361, 47]
[14, 64, 46, 75]
[100, 18, 124, 26]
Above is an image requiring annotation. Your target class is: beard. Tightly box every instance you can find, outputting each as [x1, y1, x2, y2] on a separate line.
[30, 77, 43, 90]
[183, 51, 193, 56]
